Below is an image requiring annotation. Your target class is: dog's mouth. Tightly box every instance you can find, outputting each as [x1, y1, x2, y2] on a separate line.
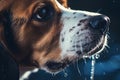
[81, 35, 107, 57]
[45, 60, 71, 73]
[44, 35, 107, 73]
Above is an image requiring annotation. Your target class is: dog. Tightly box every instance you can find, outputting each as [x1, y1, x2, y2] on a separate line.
[0, 0, 110, 79]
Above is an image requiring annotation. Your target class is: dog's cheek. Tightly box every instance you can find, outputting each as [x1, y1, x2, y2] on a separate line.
[32, 48, 62, 67]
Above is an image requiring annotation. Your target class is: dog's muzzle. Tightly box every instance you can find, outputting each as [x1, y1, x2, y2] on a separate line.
[43, 0, 110, 73]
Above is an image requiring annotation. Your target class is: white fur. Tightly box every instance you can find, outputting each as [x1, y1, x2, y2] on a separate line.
[55, 0, 106, 58]
[20, 68, 39, 80]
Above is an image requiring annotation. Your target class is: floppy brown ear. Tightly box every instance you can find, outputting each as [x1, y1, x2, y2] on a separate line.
[0, 15, 4, 44]
[57, 0, 68, 8]
[0, 0, 13, 48]
[0, 11, 6, 47]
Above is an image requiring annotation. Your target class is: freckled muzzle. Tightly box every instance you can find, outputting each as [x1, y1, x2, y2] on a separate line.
[75, 15, 110, 56]
[85, 15, 110, 55]
[43, 0, 110, 73]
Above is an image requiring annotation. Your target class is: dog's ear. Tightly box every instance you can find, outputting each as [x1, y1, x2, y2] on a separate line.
[57, 0, 68, 8]
[0, 0, 13, 47]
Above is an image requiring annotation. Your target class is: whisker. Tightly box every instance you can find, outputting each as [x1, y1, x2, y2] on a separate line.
[96, 8, 102, 13]
[76, 60, 81, 76]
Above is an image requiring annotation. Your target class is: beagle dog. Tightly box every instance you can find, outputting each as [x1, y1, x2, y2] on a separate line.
[0, 0, 110, 77]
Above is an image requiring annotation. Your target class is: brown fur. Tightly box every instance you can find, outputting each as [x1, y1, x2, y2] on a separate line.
[0, 0, 67, 68]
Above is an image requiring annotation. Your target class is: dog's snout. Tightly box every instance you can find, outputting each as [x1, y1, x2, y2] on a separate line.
[89, 15, 110, 33]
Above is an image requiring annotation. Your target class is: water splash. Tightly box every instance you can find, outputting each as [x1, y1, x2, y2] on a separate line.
[90, 56, 96, 80]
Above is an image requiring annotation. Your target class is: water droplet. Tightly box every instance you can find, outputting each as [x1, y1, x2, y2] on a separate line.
[90, 56, 96, 80]
[63, 70, 68, 77]
[94, 54, 100, 59]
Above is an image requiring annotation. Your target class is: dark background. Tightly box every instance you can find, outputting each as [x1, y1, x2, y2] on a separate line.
[27, 0, 120, 80]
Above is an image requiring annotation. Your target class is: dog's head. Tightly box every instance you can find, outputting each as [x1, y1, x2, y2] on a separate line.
[0, 0, 110, 73]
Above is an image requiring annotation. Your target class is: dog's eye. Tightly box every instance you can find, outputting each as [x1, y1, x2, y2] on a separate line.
[33, 5, 54, 21]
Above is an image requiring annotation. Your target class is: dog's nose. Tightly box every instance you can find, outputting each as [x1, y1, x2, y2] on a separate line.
[89, 15, 110, 33]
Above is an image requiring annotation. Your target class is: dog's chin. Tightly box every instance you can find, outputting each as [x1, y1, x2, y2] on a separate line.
[83, 35, 107, 58]
[43, 35, 107, 73]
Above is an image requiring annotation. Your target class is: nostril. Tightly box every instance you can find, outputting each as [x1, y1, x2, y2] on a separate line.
[89, 15, 110, 32]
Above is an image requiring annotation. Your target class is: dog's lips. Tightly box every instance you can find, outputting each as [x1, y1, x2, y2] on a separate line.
[83, 35, 107, 57]
[45, 60, 70, 72]
[43, 35, 107, 73]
